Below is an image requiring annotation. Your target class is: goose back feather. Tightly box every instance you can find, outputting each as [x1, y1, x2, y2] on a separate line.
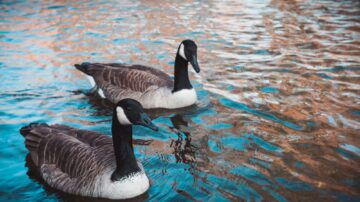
[75, 63, 179, 108]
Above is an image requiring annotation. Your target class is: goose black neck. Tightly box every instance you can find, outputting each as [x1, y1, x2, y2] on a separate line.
[111, 115, 140, 181]
[173, 54, 192, 92]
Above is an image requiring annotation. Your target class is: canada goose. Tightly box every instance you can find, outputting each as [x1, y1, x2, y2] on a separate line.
[75, 39, 200, 109]
[20, 99, 158, 199]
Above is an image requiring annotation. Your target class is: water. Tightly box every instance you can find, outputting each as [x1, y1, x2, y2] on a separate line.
[1, 0, 359, 201]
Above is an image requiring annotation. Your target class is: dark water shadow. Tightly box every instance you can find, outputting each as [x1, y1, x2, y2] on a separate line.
[72, 89, 114, 116]
[169, 114, 198, 165]
[25, 154, 149, 202]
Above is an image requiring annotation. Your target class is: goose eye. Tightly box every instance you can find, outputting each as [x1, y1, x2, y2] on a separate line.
[126, 107, 132, 111]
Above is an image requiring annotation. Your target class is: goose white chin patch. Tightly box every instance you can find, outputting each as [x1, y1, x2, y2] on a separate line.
[116, 107, 131, 125]
[179, 43, 186, 60]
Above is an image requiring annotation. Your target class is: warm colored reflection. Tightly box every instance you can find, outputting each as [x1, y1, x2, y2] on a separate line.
[0, 0, 359, 201]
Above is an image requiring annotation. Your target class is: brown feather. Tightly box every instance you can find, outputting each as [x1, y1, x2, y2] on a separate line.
[21, 124, 117, 196]
[76, 63, 173, 104]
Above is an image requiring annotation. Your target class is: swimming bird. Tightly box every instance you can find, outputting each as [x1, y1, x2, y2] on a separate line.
[20, 99, 158, 199]
[74, 39, 200, 109]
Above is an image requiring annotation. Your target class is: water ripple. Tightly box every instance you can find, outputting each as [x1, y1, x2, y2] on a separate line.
[1, 0, 360, 201]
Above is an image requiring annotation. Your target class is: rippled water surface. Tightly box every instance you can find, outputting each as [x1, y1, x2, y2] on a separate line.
[1, 0, 360, 201]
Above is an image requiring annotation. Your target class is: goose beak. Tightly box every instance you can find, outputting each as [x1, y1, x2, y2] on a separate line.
[138, 113, 159, 131]
[189, 55, 200, 73]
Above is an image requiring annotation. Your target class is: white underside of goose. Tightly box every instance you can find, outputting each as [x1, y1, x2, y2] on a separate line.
[98, 88, 105, 98]
[86, 75, 96, 88]
[141, 87, 197, 109]
[96, 167, 149, 199]
[86, 75, 106, 98]
[85, 75, 197, 109]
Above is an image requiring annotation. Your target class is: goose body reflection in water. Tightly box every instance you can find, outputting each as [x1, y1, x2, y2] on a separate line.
[170, 114, 198, 164]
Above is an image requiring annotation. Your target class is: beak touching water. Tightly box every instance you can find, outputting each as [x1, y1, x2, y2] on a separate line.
[138, 113, 159, 131]
[189, 55, 200, 73]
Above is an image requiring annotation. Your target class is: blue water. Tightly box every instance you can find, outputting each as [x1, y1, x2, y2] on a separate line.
[1, 0, 360, 201]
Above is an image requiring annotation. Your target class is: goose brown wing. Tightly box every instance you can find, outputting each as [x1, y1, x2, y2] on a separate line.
[20, 124, 114, 181]
[75, 63, 173, 92]
[106, 63, 172, 84]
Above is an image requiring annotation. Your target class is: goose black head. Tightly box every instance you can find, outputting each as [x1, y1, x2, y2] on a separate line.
[178, 39, 200, 73]
[115, 99, 158, 131]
